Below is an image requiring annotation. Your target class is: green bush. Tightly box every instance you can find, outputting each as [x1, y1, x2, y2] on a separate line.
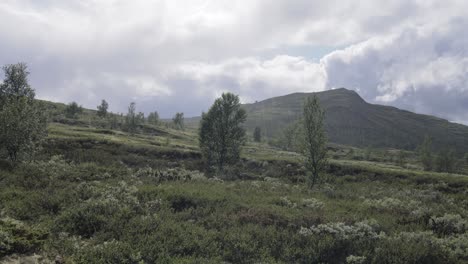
[430, 214, 467, 236]
[134, 167, 205, 183]
[74, 240, 141, 264]
[0, 218, 47, 257]
[373, 232, 453, 263]
[55, 181, 140, 238]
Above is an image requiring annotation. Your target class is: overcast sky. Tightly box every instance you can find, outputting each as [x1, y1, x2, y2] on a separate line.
[1, 0, 468, 123]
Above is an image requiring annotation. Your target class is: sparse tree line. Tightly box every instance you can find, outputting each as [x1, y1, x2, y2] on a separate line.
[198, 92, 328, 187]
[418, 136, 462, 173]
[63, 99, 186, 133]
[0, 62, 329, 187]
[2, 62, 466, 181]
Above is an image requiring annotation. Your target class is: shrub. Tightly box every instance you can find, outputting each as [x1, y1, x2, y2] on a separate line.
[0, 217, 47, 257]
[65, 102, 83, 119]
[135, 167, 205, 183]
[430, 214, 467, 236]
[277, 197, 297, 208]
[74, 240, 142, 264]
[301, 198, 324, 210]
[363, 197, 420, 214]
[56, 181, 140, 238]
[346, 255, 367, 264]
[373, 231, 452, 263]
[299, 220, 384, 262]
[300, 220, 384, 242]
[439, 233, 468, 261]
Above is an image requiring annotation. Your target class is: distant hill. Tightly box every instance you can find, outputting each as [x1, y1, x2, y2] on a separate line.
[241, 88, 468, 153]
[43, 88, 468, 154]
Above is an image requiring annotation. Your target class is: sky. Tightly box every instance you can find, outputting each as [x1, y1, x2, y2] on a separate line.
[1, 0, 468, 123]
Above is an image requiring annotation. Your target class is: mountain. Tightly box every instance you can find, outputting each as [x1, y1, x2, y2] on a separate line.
[241, 88, 468, 153]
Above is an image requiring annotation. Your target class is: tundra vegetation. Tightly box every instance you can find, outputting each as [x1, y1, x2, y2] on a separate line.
[96, 100, 108, 118]
[0, 65, 467, 263]
[253, 126, 262, 142]
[172, 112, 185, 130]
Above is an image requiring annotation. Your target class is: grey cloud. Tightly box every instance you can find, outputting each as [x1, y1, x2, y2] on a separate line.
[323, 18, 468, 122]
[1, 0, 468, 122]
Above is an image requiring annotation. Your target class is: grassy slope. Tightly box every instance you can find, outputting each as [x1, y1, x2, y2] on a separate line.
[239, 88, 468, 153]
[1, 121, 467, 263]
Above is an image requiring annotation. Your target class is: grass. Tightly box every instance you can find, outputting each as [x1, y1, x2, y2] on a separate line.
[1, 120, 467, 263]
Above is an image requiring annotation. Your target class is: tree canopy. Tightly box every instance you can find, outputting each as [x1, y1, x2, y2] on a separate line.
[0, 63, 47, 161]
[199, 93, 247, 172]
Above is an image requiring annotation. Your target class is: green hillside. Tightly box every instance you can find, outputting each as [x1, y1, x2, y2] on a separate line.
[2, 118, 468, 263]
[241, 88, 468, 153]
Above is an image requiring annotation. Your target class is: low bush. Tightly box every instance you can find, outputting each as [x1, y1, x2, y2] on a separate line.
[0, 218, 47, 257]
[430, 214, 467, 236]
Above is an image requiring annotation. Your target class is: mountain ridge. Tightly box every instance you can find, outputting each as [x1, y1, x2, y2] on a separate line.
[239, 88, 468, 153]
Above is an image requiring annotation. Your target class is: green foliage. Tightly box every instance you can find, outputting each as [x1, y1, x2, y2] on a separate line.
[65, 101, 83, 119]
[0, 63, 47, 161]
[199, 93, 247, 172]
[96, 99, 109, 117]
[430, 214, 467, 236]
[253, 126, 262, 142]
[173, 112, 185, 130]
[134, 167, 205, 183]
[55, 181, 140, 238]
[301, 95, 328, 188]
[435, 148, 457, 173]
[1, 101, 468, 263]
[147, 111, 159, 125]
[372, 232, 454, 263]
[419, 136, 434, 171]
[125, 102, 141, 134]
[0, 218, 47, 257]
[396, 150, 407, 167]
[74, 240, 142, 264]
[274, 121, 301, 151]
[240, 88, 468, 154]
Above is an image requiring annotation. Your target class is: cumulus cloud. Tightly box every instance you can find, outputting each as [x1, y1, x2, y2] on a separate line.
[323, 18, 468, 122]
[0, 0, 468, 122]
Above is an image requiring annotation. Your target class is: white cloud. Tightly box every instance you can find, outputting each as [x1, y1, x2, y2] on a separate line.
[1, 0, 468, 122]
[171, 55, 327, 101]
[322, 19, 468, 122]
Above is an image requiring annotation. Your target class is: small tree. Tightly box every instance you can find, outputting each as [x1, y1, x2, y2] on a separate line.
[109, 113, 120, 130]
[278, 122, 301, 151]
[65, 102, 83, 119]
[137, 112, 145, 124]
[147, 111, 159, 125]
[253, 127, 262, 142]
[435, 148, 457, 173]
[418, 136, 433, 171]
[173, 112, 184, 130]
[364, 147, 373, 161]
[301, 95, 328, 188]
[397, 151, 407, 167]
[199, 93, 247, 172]
[125, 102, 138, 133]
[97, 99, 109, 117]
[0, 63, 47, 162]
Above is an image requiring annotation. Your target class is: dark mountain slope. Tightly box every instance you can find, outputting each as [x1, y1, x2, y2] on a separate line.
[242, 88, 468, 153]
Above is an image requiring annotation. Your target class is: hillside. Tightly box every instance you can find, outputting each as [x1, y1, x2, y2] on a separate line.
[1, 118, 468, 263]
[241, 88, 468, 153]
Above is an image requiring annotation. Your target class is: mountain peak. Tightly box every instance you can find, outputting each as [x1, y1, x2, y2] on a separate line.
[242, 88, 468, 153]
